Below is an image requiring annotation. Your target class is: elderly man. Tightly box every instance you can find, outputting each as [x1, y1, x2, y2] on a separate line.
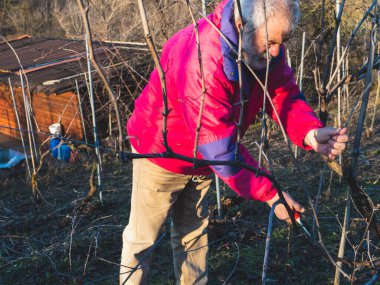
[120, 0, 348, 284]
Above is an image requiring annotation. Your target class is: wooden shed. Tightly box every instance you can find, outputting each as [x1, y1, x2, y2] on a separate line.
[0, 35, 146, 145]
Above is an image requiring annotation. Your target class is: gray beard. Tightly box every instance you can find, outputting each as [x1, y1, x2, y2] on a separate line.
[242, 50, 271, 70]
[241, 24, 272, 70]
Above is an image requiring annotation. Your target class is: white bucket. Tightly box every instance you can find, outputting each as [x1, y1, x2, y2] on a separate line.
[49, 123, 62, 138]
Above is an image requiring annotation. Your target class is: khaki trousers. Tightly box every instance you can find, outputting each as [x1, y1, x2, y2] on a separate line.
[120, 157, 212, 285]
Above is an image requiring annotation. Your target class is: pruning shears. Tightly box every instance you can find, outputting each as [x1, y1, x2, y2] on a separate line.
[294, 212, 312, 237]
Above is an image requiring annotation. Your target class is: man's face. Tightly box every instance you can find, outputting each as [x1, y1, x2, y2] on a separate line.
[242, 16, 291, 70]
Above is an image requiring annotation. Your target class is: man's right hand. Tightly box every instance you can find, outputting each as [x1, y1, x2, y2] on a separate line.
[266, 192, 305, 224]
[304, 127, 348, 159]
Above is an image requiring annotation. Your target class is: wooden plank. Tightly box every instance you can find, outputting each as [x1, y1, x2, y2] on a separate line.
[33, 95, 79, 105]
[0, 87, 84, 141]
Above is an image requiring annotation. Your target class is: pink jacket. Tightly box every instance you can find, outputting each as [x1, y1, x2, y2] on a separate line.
[127, 0, 323, 201]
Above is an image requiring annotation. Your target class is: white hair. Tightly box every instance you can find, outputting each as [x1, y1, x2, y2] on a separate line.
[235, 0, 300, 33]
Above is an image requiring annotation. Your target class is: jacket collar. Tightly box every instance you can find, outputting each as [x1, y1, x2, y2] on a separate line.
[220, 0, 239, 81]
[219, 0, 284, 83]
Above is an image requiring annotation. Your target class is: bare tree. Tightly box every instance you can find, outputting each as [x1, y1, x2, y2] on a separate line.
[52, 0, 83, 38]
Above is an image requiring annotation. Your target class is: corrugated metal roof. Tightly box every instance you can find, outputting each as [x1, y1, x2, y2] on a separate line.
[0, 37, 147, 94]
[0, 36, 35, 53]
[0, 38, 111, 73]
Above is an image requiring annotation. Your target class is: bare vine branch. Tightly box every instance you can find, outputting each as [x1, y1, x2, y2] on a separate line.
[137, 0, 171, 152]
[76, 0, 124, 152]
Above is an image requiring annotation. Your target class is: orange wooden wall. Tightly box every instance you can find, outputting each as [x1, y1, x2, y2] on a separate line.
[0, 83, 83, 143]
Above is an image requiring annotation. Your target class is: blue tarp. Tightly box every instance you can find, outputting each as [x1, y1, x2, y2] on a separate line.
[0, 149, 26, 169]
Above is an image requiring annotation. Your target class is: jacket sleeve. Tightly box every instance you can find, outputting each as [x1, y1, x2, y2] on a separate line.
[179, 62, 276, 202]
[265, 49, 323, 149]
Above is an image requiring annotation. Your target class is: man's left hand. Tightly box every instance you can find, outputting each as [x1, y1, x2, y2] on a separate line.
[304, 127, 348, 159]
[266, 192, 305, 224]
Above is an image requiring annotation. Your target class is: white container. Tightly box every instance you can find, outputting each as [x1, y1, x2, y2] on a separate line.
[49, 123, 62, 138]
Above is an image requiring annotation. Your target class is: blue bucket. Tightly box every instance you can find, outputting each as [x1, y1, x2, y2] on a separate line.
[50, 138, 71, 162]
